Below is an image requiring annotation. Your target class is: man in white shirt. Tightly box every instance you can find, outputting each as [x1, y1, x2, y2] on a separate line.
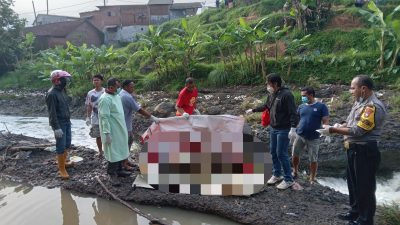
[85, 74, 105, 156]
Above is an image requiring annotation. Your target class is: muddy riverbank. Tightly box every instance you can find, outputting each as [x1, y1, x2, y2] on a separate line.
[1, 132, 351, 225]
[1, 85, 399, 176]
[0, 85, 398, 224]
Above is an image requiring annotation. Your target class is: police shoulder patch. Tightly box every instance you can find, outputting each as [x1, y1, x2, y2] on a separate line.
[357, 104, 375, 131]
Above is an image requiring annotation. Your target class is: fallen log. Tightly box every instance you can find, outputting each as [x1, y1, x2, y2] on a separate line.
[9, 144, 53, 151]
[95, 176, 169, 225]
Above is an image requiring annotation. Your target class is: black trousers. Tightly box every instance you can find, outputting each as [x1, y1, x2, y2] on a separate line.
[346, 141, 381, 225]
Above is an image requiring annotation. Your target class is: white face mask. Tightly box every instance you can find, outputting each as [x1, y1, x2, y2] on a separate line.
[267, 86, 274, 94]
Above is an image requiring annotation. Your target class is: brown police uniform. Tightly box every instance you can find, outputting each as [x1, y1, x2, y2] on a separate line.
[344, 93, 387, 225]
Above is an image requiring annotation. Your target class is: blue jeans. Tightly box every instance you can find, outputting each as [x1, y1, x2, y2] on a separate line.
[269, 128, 293, 182]
[55, 121, 72, 154]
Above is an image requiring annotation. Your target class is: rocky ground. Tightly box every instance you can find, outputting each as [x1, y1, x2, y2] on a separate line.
[0, 132, 351, 225]
[1, 85, 399, 176]
[0, 85, 399, 224]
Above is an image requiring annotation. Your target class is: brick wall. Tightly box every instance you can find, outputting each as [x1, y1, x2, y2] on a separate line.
[66, 23, 103, 47]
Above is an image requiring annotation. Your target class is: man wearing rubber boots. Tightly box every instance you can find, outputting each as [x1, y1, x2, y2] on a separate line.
[317, 75, 387, 225]
[45, 70, 74, 179]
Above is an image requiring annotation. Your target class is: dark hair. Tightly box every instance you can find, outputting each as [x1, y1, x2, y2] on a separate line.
[107, 77, 119, 88]
[266, 73, 282, 87]
[301, 87, 315, 97]
[122, 79, 134, 88]
[185, 77, 194, 84]
[92, 74, 104, 81]
[354, 75, 374, 90]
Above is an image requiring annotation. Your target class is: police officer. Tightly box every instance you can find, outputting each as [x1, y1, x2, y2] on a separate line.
[317, 75, 387, 225]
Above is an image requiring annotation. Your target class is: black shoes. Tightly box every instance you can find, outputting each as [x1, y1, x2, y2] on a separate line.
[337, 212, 358, 221]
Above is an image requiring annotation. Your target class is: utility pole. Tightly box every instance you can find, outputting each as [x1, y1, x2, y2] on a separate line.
[46, 0, 49, 14]
[32, 1, 37, 26]
[104, 0, 106, 6]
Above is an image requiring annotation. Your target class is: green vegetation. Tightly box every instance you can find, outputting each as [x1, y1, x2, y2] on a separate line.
[0, 0, 399, 96]
[0, 0, 26, 75]
[377, 203, 400, 225]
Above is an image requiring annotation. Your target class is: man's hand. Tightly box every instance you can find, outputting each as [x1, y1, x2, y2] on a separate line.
[316, 124, 331, 136]
[288, 127, 296, 143]
[85, 117, 91, 126]
[150, 115, 160, 124]
[193, 109, 201, 115]
[54, 129, 63, 139]
[182, 112, 190, 119]
[105, 133, 112, 144]
[245, 109, 253, 115]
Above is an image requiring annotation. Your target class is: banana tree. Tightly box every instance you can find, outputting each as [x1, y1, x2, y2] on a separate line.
[171, 19, 203, 77]
[359, 1, 388, 70]
[284, 34, 310, 76]
[386, 5, 400, 71]
[133, 25, 168, 76]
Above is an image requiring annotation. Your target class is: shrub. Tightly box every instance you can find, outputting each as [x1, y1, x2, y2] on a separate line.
[388, 95, 400, 113]
[377, 203, 400, 225]
[191, 63, 216, 79]
[140, 72, 162, 91]
[305, 28, 372, 54]
[307, 76, 322, 89]
[208, 64, 228, 87]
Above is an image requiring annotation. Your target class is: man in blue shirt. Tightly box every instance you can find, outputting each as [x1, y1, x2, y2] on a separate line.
[292, 87, 329, 184]
[119, 80, 160, 170]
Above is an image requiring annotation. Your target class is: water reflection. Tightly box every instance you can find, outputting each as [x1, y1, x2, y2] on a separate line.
[0, 178, 239, 225]
[61, 189, 79, 225]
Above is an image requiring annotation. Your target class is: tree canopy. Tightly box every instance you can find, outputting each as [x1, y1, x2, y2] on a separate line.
[0, 0, 25, 75]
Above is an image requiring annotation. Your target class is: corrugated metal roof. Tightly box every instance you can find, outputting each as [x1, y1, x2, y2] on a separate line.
[147, 0, 173, 5]
[25, 20, 101, 37]
[170, 2, 202, 9]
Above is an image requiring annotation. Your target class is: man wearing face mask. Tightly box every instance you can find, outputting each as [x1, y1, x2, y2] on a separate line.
[317, 75, 386, 225]
[45, 70, 73, 179]
[98, 78, 131, 186]
[292, 87, 329, 184]
[246, 73, 298, 190]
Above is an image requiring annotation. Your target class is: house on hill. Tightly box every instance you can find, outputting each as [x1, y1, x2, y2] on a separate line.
[170, 2, 203, 19]
[25, 19, 103, 50]
[25, 1, 203, 48]
[33, 14, 79, 26]
[80, 0, 202, 44]
[147, 0, 173, 25]
[80, 4, 150, 44]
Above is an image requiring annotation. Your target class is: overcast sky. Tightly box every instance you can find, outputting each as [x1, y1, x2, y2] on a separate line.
[12, 0, 214, 26]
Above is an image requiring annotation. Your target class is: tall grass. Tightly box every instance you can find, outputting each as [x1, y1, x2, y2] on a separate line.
[377, 203, 400, 225]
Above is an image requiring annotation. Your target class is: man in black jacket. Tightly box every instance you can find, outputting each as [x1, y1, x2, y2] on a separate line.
[45, 70, 73, 179]
[246, 73, 297, 189]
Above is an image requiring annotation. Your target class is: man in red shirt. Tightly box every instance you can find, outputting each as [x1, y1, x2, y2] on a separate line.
[175, 77, 200, 118]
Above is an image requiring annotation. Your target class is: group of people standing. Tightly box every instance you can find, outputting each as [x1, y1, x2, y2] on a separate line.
[45, 70, 386, 225]
[45, 72, 198, 185]
[246, 73, 386, 225]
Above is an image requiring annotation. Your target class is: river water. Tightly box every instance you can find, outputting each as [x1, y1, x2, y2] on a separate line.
[0, 115, 239, 225]
[0, 115, 399, 225]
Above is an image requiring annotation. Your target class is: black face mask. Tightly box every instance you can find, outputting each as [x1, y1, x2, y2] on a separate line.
[59, 77, 71, 89]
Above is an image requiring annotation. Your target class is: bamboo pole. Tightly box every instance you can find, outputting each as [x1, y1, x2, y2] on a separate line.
[95, 176, 169, 225]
